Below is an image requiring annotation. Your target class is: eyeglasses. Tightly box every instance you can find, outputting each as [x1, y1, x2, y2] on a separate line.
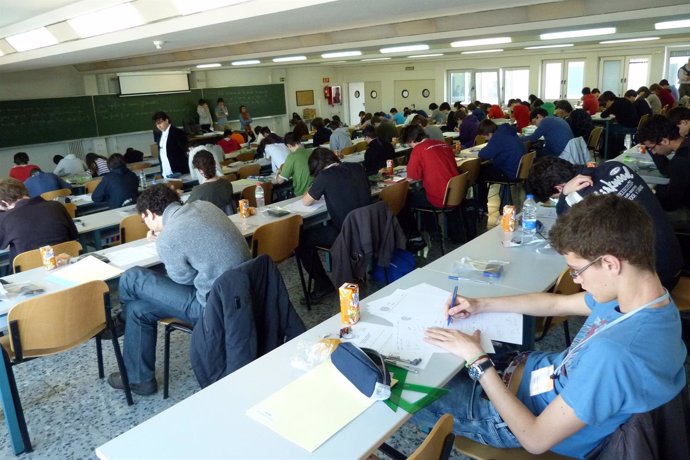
[644, 142, 658, 154]
[569, 256, 603, 279]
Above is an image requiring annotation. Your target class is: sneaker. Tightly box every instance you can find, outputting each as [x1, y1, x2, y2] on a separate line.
[108, 372, 157, 396]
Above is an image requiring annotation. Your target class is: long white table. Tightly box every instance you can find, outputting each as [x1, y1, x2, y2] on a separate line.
[611, 146, 669, 186]
[95, 268, 527, 460]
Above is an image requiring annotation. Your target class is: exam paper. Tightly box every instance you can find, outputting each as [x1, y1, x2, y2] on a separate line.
[49, 256, 123, 285]
[105, 243, 158, 268]
[282, 198, 326, 214]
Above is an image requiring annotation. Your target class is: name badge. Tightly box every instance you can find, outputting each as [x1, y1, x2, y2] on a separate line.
[530, 365, 554, 396]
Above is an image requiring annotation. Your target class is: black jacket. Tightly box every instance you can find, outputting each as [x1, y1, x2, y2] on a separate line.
[91, 164, 139, 209]
[190, 255, 306, 388]
[160, 125, 190, 174]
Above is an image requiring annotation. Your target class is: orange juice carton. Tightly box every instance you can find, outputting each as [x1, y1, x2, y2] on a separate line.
[339, 283, 360, 325]
[39, 245, 57, 270]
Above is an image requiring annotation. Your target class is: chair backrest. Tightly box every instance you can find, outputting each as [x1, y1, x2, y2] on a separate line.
[40, 188, 71, 201]
[119, 214, 149, 244]
[241, 183, 273, 207]
[354, 141, 368, 152]
[637, 113, 650, 130]
[408, 414, 454, 460]
[379, 180, 409, 215]
[236, 151, 255, 162]
[13, 240, 82, 273]
[222, 172, 239, 182]
[85, 179, 102, 194]
[457, 158, 480, 186]
[442, 172, 469, 208]
[587, 126, 604, 150]
[251, 214, 303, 263]
[516, 151, 536, 181]
[220, 158, 236, 167]
[7, 280, 108, 359]
[340, 145, 356, 156]
[238, 163, 261, 179]
[128, 162, 151, 172]
[166, 180, 183, 191]
[473, 135, 486, 146]
[63, 202, 77, 218]
[552, 267, 581, 295]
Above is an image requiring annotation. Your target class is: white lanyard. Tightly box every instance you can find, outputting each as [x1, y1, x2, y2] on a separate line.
[551, 290, 670, 379]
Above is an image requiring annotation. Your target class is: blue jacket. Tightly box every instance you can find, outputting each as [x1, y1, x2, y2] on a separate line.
[91, 165, 139, 209]
[479, 124, 525, 179]
[24, 172, 70, 198]
[522, 116, 573, 156]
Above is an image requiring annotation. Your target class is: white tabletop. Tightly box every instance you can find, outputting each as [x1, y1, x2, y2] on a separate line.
[95, 268, 526, 460]
[611, 146, 669, 186]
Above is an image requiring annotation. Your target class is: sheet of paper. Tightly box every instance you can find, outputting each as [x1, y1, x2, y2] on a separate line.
[282, 198, 326, 214]
[48, 256, 123, 285]
[448, 312, 523, 346]
[70, 194, 92, 204]
[105, 243, 158, 268]
[246, 361, 375, 452]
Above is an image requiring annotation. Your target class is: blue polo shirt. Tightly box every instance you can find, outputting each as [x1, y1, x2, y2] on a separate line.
[522, 116, 573, 156]
[479, 124, 525, 179]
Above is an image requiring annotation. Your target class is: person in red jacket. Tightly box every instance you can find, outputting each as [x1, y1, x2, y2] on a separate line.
[651, 83, 675, 111]
[581, 87, 600, 116]
[9, 152, 39, 182]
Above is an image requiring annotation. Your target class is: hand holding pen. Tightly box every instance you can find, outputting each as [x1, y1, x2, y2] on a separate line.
[444, 292, 478, 320]
[447, 285, 457, 326]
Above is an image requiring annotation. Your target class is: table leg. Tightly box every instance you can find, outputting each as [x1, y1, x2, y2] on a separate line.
[0, 347, 31, 454]
[603, 120, 610, 160]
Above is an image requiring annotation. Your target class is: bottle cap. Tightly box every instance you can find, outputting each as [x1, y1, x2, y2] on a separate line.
[526, 194, 534, 200]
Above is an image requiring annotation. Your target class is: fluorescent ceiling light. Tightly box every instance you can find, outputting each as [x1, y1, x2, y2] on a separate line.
[322, 51, 361, 58]
[540, 27, 615, 40]
[196, 63, 221, 68]
[380, 44, 429, 54]
[67, 3, 143, 38]
[600, 37, 660, 44]
[6, 27, 58, 52]
[655, 19, 690, 30]
[362, 57, 391, 62]
[450, 37, 511, 48]
[174, 0, 247, 15]
[408, 53, 444, 58]
[272, 56, 307, 62]
[524, 44, 574, 49]
[461, 49, 503, 55]
[232, 60, 261, 66]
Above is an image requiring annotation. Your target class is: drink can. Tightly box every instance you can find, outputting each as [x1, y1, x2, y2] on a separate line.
[386, 159, 394, 175]
[39, 245, 57, 270]
[501, 205, 516, 232]
[239, 199, 250, 218]
[339, 283, 360, 325]
[586, 161, 596, 168]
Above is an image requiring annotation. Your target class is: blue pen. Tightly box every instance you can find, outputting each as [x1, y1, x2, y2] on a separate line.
[448, 285, 458, 326]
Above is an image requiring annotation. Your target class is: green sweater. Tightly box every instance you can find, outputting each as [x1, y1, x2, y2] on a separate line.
[279, 147, 313, 196]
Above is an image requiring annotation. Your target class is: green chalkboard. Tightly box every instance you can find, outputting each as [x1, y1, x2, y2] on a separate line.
[93, 90, 202, 136]
[0, 97, 98, 148]
[201, 84, 286, 119]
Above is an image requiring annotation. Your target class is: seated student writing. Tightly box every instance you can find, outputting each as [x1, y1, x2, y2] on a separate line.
[187, 150, 235, 215]
[415, 194, 686, 458]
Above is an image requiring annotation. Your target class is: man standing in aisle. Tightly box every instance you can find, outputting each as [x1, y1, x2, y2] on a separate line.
[152, 111, 190, 177]
[679, 57, 690, 98]
[108, 184, 250, 395]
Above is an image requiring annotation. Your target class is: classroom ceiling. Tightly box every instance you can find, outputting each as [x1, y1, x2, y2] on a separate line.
[0, 0, 689, 74]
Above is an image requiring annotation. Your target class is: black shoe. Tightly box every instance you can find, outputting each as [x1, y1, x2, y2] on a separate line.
[108, 372, 157, 396]
[98, 315, 125, 340]
[300, 285, 334, 305]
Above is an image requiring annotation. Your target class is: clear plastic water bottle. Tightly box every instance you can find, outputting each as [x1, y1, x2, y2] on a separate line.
[254, 183, 265, 208]
[139, 170, 146, 190]
[522, 194, 538, 238]
[624, 134, 632, 150]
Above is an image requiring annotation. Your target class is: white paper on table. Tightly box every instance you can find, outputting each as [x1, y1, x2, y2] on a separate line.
[48, 256, 123, 285]
[106, 243, 158, 268]
[282, 198, 326, 214]
[447, 312, 523, 346]
[70, 194, 93, 204]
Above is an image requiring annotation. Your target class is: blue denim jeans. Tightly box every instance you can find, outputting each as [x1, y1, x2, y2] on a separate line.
[411, 371, 521, 449]
[119, 267, 203, 384]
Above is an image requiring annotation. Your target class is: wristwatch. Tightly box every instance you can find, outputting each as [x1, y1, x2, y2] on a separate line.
[468, 359, 494, 381]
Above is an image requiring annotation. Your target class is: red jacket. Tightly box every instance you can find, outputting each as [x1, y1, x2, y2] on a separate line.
[657, 88, 675, 110]
[582, 94, 599, 115]
[217, 138, 240, 153]
[407, 139, 459, 208]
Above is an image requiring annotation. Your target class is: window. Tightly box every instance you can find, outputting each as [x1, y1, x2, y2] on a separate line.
[669, 49, 690, 86]
[503, 68, 529, 105]
[449, 71, 471, 104]
[475, 70, 499, 104]
[448, 68, 527, 105]
[542, 59, 585, 101]
[600, 56, 649, 95]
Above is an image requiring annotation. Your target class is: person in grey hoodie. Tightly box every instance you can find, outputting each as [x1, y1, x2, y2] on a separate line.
[108, 184, 250, 395]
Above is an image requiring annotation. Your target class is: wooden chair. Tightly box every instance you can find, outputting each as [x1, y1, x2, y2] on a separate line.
[354, 141, 368, 152]
[535, 267, 580, 347]
[166, 180, 183, 191]
[376, 414, 455, 460]
[222, 172, 239, 182]
[128, 162, 151, 172]
[458, 157, 481, 199]
[671, 276, 690, 312]
[587, 127, 604, 160]
[85, 179, 102, 194]
[379, 180, 409, 216]
[241, 183, 273, 207]
[220, 158, 236, 167]
[119, 214, 148, 244]
[473, 135, 487, 146]
[637, 113, 650, 130]
[13, 240, 82, 273]
[63, 202, 77, 218]
[40, 188, 71, 201]
[340, 145, 356, 156]
[235, 151, 255, 162]
[394, 154, 407, 166]
[488, 151, 536, 212]
[0, 280, 133, 447]
[455, 437, 570, 460]
[238, 163, 261, 179]
[413, 172, 469, 255]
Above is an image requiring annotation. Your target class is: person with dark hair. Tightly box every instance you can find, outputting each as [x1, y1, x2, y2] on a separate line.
[624, 90, 652, 121]
[410, 115, 444, 141]
[660, 78, 680, 103]
[439, 102, 452, 123]
[390, 107, 405, 125]
[91, 153, 139, 210]
[329, 125, 353, 157]
[475, 120, 526, 213]
[215, 98, 228, 127]
[459, 110, 480, 149]
[24, 167, 71, 198]
[261, 133, 289, 172]
[188, 143, 223, 183]
[277, 132, 313, 196]
[362, 125, 396, 176]
[374, 115, 397, 143]
[429, 103, 444, 124]
[581, 87, 599, 115]
[197, 99, 213, 133]
[9, 152, 39, 182]
[599, 90, 639, 156]
[123, 148, 144, 164]
[668, 106, 690, 138]
[255, 125, 271, 145]
[108, 184, 250, 396]
[295, 148, 370, 303]
[526, 155, 682, 289]
[679, 57, 690, 98]
[638, 86, 662, 114]
[415, 193, 686, 459]
[487, 105, 505, 119]
[152, 111, 190, 177]
[239, 105, 256, 142]
[293, 120, 310, 140]
[311, 117, 331, 147]
[566, 109, 594, 140]
[650, 83, 675, 111]
[53, 153, 86, 176]
[289, 112, 303, 127]
[188, 150, 235, 214]
[85, 153, 109, 177]
[521, 108, 573, 157]
[637, 115, 690, 215]
[0, 177, 77, 263]
[216, 129, 240, 154]
[53, 155, 63, 165]
[553, 100, 573, 119]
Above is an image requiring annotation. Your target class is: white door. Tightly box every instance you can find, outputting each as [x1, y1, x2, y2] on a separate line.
[348, 82, 365, 125]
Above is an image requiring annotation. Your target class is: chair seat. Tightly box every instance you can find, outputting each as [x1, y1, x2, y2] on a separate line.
[0, 334, 14, 360]
[160, 317, 192, 329]
[671, 276, 690, 311]
[454, 436, 571, 460]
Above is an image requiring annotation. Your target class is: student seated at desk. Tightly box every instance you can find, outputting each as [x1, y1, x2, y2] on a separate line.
[108, 185, 250, 396]
[53, 153, 86, 177]
[520, 108, 573, 157]
[311, 118, 332, 147]
[24, 168, 71, 198]
[329, 126, 353, 157]
[669, 106, 690, 138]
[187, 150, 235, 215]
[276, 132, 313, 196]
[189, 144, 224, 183]
[526, 156, 682, 290]
[262, 133, 289, 173]
[9, 152, 39, 182]
[416, 194, 686, 459]
[0, 178, 77, 263]
[362, 125, 396, 176]
[217, 129, 242, 154]
[296, 148, 370, 303]
[85, 153, 110, 177]
[91, 154, 139, 210]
